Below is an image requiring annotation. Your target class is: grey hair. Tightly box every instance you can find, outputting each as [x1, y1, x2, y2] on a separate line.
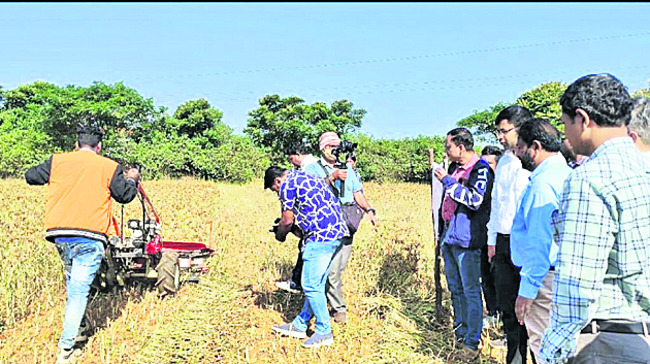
[629, 97, 650, 144]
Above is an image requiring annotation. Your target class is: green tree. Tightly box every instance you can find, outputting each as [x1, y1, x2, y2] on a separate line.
[632, 82, 650, 99]
[244, 95, 366, 162]
[458, 81, 567, 141]
[457, 103, 508, 144]
[352, 133, 445, 183]
[516, 81, 566, 131]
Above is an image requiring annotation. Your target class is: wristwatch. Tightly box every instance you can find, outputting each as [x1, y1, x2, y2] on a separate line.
[367, 208, 376, 215]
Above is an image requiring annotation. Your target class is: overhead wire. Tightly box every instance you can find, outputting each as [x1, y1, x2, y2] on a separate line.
[128, 31, 650, 82]
[151, 64, 650, 103]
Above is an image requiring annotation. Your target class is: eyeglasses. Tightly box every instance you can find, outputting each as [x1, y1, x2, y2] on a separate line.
[496, 127, 515, 136]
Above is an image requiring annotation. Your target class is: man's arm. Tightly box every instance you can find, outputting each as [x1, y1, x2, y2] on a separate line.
[438, 164, 490, 211]
[25, 156, 53, 185]
[347, 166, 376, 226]
[514, 182, 558, 324]
[516, 182, 558, 300]
[275, 209, 295, 242]
[353, 191, 377, 227]
[540, 175, 615, 362]
[486, 166, 501, 260]
[109, 165, 140, 204]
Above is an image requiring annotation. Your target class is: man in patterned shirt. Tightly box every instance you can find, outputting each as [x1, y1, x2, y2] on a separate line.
[265, 166, 348, 348]
[540, 73, 650, 363]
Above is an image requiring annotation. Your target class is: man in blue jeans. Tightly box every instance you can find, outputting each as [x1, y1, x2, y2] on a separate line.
[25, 125, 140, 363]
[435, 128, 494, 361]
[265, 166, 349, 348]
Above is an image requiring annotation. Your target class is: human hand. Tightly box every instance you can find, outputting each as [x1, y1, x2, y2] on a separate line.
[367, 210, 377, 227]
[487, 246, 496, 262]
[515, 295, 533, 325]
[433, 168, 447, 181]
[126, 168, 141, 182]
[333, 168, 348, 181]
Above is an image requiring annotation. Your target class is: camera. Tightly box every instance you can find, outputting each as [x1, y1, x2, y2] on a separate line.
[269, 217, 302, 237]
[269, 218, 281, 233]
[330, 140, 358, 198]
[332, 140, 358, 169]
[332, 140, 357, 162]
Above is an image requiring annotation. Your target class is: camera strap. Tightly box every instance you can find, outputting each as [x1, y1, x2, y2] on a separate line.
[316, 160, 343, 199]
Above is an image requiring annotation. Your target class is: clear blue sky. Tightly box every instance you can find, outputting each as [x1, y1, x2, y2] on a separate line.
[2, 3, 649, 138]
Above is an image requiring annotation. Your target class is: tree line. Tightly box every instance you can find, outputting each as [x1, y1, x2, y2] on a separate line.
[1, 80, 648, 183]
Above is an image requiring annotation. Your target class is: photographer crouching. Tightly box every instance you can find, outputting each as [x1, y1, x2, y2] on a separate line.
[303, 131, 377, 324]
[265, 166, 348, 348]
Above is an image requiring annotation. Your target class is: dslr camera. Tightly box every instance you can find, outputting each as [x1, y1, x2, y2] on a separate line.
[331, 140, 358, 169]
[330, 140, 358, 198]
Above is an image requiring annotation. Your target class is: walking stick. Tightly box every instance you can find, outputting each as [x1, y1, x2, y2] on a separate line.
[429, 148, 444, 322]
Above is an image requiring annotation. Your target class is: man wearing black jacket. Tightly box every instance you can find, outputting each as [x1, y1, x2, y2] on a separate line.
[435, 127, 495, 361]
[25, 125, 140, 363]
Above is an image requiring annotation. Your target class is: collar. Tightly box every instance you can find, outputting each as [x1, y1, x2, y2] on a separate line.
[589, 136, 636, 161]
[319, 156, 335, 168]
[458, 153, 480, 171]
[529, 153, 566, 181]
[301, 154, 317, 167]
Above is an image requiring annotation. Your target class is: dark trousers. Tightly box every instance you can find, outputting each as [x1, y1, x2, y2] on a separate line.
[493, 233, 529, 364]
[480, 244, 498, 316]
[291, 239, 305, 287]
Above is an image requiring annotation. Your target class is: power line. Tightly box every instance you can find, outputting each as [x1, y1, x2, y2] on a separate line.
[128, 31, 650, 82]
[152, 64, 650, 103]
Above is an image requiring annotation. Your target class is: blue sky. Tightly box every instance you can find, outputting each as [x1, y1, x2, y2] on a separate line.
[1, 3, 649, 138]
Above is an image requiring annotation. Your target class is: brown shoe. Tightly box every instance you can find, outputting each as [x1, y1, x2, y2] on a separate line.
[458, 346, 479, 362]
[333, 312, 347, 324]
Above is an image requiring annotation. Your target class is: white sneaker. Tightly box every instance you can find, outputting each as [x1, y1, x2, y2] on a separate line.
[275, 280, 301, 294]
[56, 347, 81, 363]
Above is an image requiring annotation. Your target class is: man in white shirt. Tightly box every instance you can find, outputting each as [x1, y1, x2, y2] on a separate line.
[286, 142, 319, 170]
[486, 105, 533, 364]
[629, 97, 650, 157]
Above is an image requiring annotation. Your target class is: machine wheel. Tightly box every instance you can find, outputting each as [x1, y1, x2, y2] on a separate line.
[155, 252, 180, 296]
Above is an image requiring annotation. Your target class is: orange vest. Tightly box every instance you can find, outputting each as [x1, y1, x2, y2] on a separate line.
[44, 150, 118, 243]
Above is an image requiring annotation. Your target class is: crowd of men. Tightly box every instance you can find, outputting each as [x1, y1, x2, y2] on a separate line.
[265, 73, 650, 362]
[24, 72, 648, 363]
[432, 73, 650, 363]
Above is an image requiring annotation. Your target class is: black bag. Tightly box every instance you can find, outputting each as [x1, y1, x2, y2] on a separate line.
[342, 202, 364, 235]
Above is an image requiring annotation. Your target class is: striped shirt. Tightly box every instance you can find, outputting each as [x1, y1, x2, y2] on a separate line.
[540, 137, 650, 362]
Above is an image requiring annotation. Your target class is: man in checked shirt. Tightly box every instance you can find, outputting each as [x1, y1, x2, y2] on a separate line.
[540, 73, 650, 363]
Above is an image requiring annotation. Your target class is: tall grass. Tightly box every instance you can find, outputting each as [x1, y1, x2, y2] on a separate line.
[0, 178, 504, 363]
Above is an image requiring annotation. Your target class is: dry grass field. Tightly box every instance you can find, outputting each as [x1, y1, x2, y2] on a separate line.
[0, 178, 506, 363]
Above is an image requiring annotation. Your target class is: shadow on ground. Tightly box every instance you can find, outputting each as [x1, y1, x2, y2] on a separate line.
[368, 239, 501, 363]
[248, 259, 305, 324]
[79, 282, 148, 348]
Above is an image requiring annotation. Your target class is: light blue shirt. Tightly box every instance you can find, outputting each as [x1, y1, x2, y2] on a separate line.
[511, 153, 572, 299]
[303, 158, 362, 204]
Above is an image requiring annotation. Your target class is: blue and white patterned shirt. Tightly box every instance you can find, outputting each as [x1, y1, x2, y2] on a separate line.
[540, 137, 650, 362]
[279, 170, 349, 244]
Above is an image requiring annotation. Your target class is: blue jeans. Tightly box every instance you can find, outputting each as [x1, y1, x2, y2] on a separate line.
[291, 240, 341, 335]
[55, 237, 104, 350]
[442, 242, 483, 350]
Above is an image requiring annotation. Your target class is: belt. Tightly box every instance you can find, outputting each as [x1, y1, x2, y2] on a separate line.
[580, 320, 650, 335]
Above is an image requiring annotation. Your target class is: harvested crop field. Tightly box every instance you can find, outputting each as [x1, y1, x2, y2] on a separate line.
[0, 178, 505, 363]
